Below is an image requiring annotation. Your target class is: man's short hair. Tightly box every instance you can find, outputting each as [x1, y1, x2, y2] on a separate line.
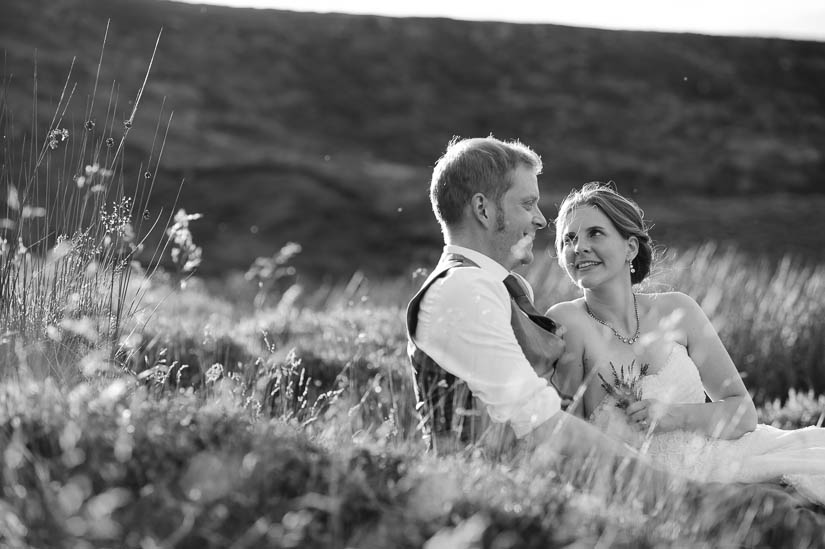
[430, 136, 543, 230]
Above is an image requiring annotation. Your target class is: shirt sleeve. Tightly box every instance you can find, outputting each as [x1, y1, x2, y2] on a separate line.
[415, 267, 562, 438]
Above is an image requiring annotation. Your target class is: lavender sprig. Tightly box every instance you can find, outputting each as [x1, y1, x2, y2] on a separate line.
[597, 360, 649, 409]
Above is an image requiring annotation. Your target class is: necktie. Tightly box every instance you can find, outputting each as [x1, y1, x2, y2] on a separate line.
[503, 274, 558, 334]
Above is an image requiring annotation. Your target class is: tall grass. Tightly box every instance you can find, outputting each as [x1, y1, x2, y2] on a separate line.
[3, 237, 825, 547]
[0, 26, 180, 383]
[2, 300, 823, 547]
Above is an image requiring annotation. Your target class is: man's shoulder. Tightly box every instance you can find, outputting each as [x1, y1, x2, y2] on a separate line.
[422, 264, 508, 310]
[438, 263, 500, 287]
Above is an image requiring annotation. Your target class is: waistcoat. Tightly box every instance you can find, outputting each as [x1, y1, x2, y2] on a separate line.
[406, 253, 565, 454]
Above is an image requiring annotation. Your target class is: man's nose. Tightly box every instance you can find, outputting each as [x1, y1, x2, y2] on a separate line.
[533, 208, 547, 229]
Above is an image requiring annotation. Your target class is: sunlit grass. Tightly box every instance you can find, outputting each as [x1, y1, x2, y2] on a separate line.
[4, 240, 825, 547]
[0, 24, 179, 384]
[3, 32, 825, 549]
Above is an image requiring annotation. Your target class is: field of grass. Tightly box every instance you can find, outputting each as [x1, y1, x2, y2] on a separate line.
[3, 249, 825, 548]
[3, 26, 825, 549]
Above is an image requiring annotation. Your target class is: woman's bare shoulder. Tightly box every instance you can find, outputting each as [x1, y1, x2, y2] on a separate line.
[642, 291, 701, 314]
[546, 297, 587, 321]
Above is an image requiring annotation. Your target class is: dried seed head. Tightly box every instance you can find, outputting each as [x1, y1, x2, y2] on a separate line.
[47, 128, 69, 150]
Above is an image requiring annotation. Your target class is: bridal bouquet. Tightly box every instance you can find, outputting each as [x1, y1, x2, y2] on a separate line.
[597, 361, 649, 409]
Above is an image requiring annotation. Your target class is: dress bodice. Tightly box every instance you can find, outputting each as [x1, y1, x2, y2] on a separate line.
[588, 342, 825, 505]
[639, 342, 706, 405]
[589, 341, 703, 427]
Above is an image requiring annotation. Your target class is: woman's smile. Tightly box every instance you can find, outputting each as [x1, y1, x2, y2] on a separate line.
[574, 259, 601, 271]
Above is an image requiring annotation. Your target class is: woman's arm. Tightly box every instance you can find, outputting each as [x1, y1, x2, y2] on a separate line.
[546, 302, 588, 417]
[626, 292, 757, 439]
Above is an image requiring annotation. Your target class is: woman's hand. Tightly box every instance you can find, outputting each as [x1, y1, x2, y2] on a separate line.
[625, 399, 683, 432]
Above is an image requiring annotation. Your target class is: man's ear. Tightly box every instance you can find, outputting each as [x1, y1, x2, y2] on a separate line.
[470, 193, 494, 228]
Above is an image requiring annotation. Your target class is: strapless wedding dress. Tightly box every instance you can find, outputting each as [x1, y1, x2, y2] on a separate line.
[590, 342, 825, 506]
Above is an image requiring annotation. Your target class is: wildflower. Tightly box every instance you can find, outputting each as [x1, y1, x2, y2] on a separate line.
[60, 317, 99, 343]
[205, 363, 224, 384]
[21, 206, 47, 218]
[123, 119, 132, 129]
[6, 185, 19, 210]
[51, 235, 74, 261]
[171, 245, 202, 272]
[598, 361, 649, 409]
[166, 209, 203, 274]
[100, 198, 135, 243]
[245, 242, 302, 282]
[105, 137, 115, 148]
[245, 242, 302, 307]
[47, 128, 69, 150]
[182, 246, 202, 272]
[85, 120, 95, 131]
[144, 171, 152, 179]
[81, 163, 112, 192]
[170, 209, 203, 230]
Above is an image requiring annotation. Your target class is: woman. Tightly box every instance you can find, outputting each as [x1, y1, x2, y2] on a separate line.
[547, 182, 825, 505]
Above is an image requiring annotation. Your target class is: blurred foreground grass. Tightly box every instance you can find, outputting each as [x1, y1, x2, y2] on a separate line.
[2, 245, 825, 547]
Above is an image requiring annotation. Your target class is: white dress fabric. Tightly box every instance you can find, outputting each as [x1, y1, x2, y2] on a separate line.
[590, 342, 825, 506]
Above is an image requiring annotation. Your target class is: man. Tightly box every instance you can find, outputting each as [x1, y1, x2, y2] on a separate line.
[405, 135, 646, 466]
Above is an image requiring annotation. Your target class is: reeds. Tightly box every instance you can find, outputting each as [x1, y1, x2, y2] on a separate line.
[1, 24, 180, 382]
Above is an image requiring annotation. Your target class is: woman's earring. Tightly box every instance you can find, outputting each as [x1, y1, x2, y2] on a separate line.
[629, 260, 636, 274]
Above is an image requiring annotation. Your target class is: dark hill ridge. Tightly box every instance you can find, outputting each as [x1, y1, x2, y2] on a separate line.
[2, 0, 825, 278]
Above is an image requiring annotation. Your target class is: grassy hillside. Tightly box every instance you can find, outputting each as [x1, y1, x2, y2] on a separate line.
[2, 0, 825, 278]
[2, 244, 825, 547]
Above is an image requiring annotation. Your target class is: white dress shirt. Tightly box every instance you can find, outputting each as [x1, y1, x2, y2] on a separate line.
[415, 245, 562, 438]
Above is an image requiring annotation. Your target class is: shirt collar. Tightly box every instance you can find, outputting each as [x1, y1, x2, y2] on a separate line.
[444, 244, 511, 281]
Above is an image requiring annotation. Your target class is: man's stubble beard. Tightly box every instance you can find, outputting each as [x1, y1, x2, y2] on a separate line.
[495, 207, 506, 232]
[495, 207, 534, 267]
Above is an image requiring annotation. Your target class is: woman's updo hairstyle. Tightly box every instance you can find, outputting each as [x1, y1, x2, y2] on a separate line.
[554, 181, 654, 285]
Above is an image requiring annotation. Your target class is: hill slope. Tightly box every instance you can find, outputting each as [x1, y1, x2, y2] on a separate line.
[2, 0, 824, 277]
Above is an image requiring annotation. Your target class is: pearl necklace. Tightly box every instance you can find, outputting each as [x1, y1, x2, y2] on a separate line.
[585, 294, 640, 345]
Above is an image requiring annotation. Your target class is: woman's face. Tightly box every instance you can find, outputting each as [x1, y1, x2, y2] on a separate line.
[559, 205, 635, 289]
